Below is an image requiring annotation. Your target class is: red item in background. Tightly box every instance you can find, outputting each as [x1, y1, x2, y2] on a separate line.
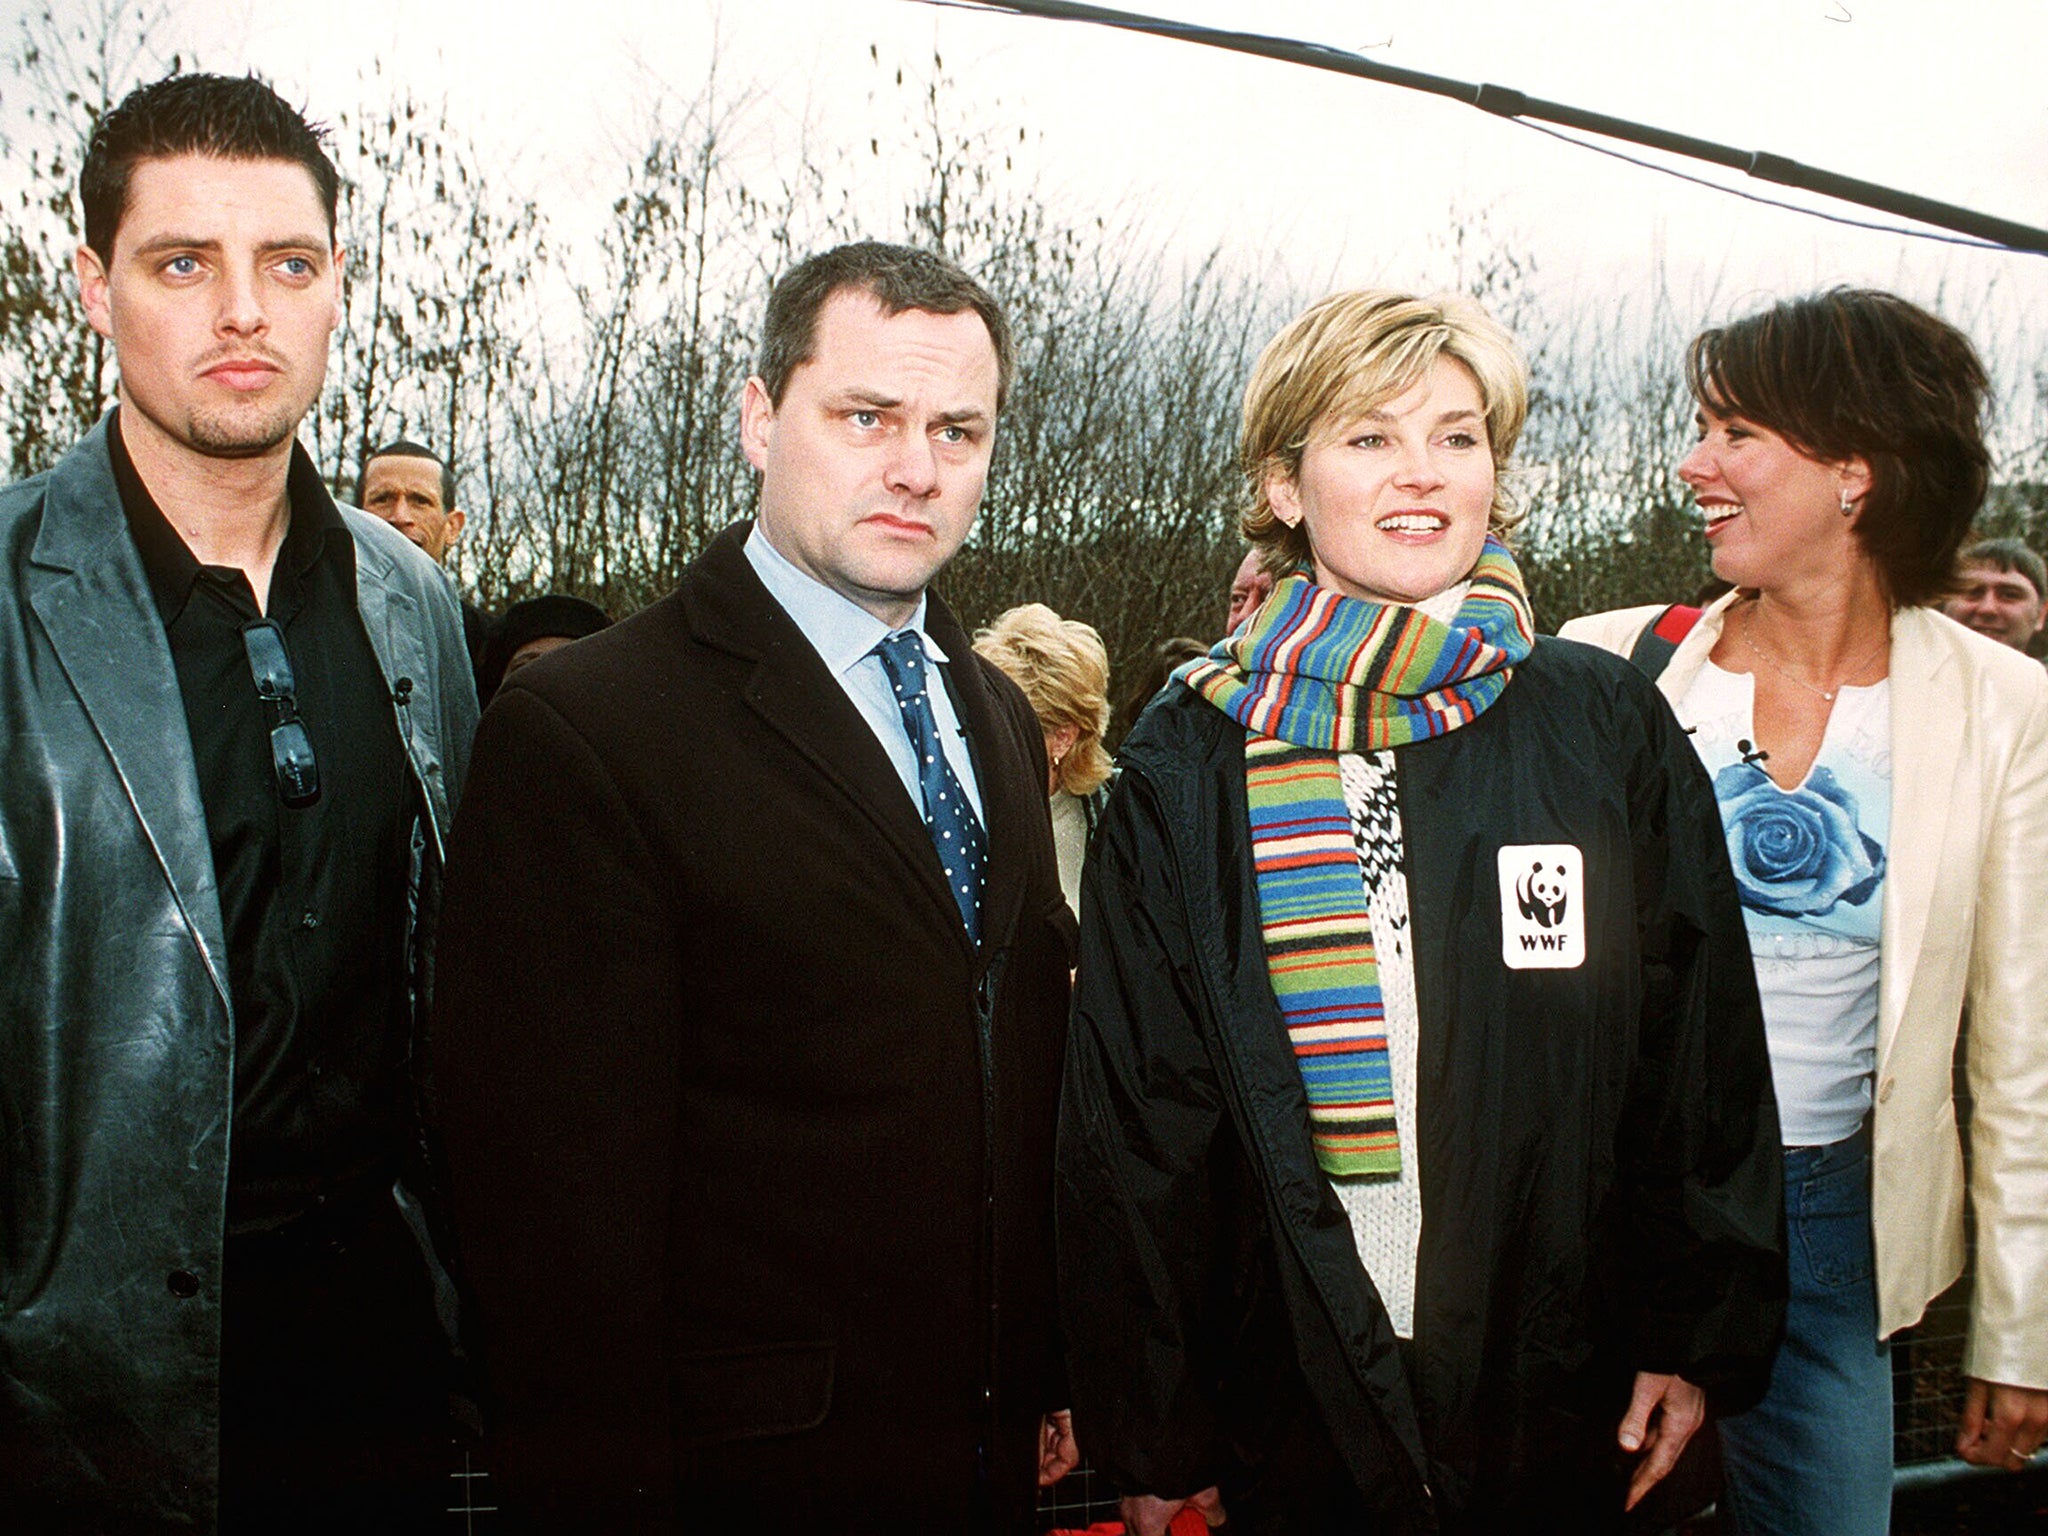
[1046, 1509, 1213, 1535]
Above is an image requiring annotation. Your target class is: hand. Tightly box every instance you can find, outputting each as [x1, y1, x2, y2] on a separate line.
[1120, 1485, 1226, 1536]
[1956, 1378, 2048, 1470]
[1616, 1370, 1705, 1512]
[1036, 1409, 1080, 1487]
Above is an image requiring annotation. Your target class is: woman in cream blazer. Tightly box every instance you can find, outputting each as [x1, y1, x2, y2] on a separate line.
[1563, 288, 2048, 1535]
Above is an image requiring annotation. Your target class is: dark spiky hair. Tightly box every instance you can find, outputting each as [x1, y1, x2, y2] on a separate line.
[81, 72, 338, 263]
[756, 241, 1012, 408]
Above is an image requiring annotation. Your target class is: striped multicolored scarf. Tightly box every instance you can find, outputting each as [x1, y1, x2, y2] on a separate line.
[1179, 537, 1534, 1175]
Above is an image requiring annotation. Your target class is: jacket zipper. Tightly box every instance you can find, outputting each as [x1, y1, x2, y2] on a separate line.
[1393, 763, 1438, 1525]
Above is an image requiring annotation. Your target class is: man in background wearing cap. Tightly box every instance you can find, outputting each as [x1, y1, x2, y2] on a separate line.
[476, 592, 612, 702]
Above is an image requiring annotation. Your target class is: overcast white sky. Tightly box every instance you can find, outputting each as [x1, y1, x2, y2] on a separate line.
[10, 0, 2048, 353]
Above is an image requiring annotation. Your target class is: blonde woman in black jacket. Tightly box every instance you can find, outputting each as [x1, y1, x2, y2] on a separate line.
[1057, 290, 1786, 1535]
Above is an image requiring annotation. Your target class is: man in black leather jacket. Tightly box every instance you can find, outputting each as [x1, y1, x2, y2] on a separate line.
[0, 74, 477, 1534]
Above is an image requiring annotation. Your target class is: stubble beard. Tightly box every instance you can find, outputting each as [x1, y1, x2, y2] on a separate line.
[179, 399, 304, 460]
[119, 364, 319, 464]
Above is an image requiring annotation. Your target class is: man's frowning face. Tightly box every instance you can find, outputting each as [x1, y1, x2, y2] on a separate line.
[75, 153, 341, 463]
[741, 288, 1001, 629]
[362, 454, 465, 562]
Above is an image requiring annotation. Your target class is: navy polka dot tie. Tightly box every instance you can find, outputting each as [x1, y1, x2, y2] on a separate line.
[875, 631, 987, 942]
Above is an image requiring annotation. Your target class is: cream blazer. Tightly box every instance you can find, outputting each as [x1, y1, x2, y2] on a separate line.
[1560, 594, 2048, 1387]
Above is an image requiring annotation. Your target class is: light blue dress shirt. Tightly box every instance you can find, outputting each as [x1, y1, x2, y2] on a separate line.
[744, 525, 985, 823]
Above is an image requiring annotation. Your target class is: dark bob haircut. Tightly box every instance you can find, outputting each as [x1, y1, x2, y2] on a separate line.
[1685, 288, 1990, 609]
[755, 241, 1013, 409]
[81, 73, 339, 265]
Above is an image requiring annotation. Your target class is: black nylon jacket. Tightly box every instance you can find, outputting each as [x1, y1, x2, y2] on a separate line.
[1057, 636, 1785, 1533]
[0, 419, 478, 1533]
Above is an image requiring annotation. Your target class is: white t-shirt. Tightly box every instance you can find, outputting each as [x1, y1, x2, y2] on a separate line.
[1676, 661, 1891, 1145]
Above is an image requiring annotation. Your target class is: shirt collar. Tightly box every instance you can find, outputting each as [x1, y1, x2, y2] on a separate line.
[110, 406, 351, 622]
[743, 521, 944, 676]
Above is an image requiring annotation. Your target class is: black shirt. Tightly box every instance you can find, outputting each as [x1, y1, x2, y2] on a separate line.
[111, 411, 416, 1231]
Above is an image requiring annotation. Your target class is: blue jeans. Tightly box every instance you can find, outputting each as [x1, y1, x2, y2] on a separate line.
[1719, 1122, 1892, 1535]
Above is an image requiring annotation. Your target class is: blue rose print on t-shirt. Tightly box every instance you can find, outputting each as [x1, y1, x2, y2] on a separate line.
[1715, 762, 1885, 918]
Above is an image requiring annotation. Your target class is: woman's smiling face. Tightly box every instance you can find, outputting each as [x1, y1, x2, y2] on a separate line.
[1678, 402, 1869, 593]
[1267, 356, 1496, 606]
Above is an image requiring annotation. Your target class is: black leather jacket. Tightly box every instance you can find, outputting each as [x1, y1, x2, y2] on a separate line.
[0, 418, 478, 1532]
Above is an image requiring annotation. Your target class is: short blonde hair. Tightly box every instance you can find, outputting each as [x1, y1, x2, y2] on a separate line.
[972, 604, 1113, 796]
[1240, 289, 1528, 570]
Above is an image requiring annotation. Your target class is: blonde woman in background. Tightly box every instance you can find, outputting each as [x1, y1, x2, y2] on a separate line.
[975, 603, 1114, 916]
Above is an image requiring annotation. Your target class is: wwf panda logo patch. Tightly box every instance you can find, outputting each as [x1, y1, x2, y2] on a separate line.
[1498, 844, 1585, 969]
[1517, 861, 1568, 928]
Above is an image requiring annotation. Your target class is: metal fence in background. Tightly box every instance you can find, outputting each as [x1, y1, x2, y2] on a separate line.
[1039, 1459, 1124, 1528]
[447, 1447, 498, 1533]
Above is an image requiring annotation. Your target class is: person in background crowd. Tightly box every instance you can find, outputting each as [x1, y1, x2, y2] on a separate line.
[1116, 633, 1205, 746]
[974, 602, 1115, 917]
[359, 437, 492, 683]
[361, 439, 465, 561]
[1942, 536, 2047, 653]
[431, 241, 1076, 1534]
[1227, 544, 1274, 631]
[1563, 288, 2048, 1535]
[477, 592, 613, 702]
[1060, 288, 1784, 1535]
[0, 73, 477, 1534]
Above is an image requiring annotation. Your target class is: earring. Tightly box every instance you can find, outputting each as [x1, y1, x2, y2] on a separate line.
[1840, 488, 1855, 517]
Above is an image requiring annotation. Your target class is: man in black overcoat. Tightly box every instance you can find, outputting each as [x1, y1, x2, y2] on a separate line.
[430, 242, 1077, 1533]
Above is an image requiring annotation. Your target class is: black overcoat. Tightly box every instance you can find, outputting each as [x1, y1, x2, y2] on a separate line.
[430, 523, 1073, 1533]
[1058, 637, 1786, 1534]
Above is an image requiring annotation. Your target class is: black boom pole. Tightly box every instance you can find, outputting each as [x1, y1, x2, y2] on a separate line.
[941, 0, 2048, 256]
